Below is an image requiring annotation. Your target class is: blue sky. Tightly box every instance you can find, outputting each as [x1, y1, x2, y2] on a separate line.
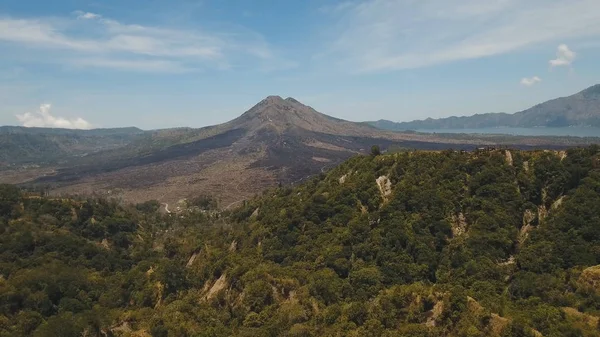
[1, 0, 600, 129]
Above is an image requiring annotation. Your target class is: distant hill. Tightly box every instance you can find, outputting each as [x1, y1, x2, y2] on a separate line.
[0, 126, 145, 165]
[0, 126, 144, 136]
[370, 84, 600, 130]
[1, 96, 598, 205]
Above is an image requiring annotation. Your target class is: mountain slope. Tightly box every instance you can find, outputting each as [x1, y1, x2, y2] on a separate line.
[1, 146, 599, 336]
[2, 96, 598, 205]
[2, 96, 413, 205]
[372, 84, 600, 130]
[0, 126, 145, 166]
[1, 96, 446, 204]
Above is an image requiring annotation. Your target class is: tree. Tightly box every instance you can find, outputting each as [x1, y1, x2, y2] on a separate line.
[0, 184, 21, 219]
[371, 145, 381, 156]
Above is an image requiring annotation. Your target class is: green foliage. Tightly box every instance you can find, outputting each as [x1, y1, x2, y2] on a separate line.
[135, 200, 160, 213]
[371, 145, 382, 156]
[189, 194, 219, 210]
[1, 147, 600, 336]
[0, 184, 21, 220]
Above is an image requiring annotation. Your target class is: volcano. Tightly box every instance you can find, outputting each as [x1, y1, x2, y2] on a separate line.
[227, 95, 379, 136]
[13, 96, 419, 205]
[3, 96, 585, 206]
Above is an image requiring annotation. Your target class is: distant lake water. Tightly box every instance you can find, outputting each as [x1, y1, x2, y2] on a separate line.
[416, 127, 600, 138]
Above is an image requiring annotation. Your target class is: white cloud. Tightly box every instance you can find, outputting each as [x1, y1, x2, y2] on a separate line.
[520, 76, 541, 86]
[16, 104, 92, 129]
[549, 44, 576, 67]
[75, 11, 101, 20]
[324, 0, 600, 72]
[72, 58, 190, 73]
[0, 12, 282, 72]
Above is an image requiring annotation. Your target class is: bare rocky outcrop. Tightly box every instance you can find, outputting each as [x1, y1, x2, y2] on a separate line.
[558, 150, 567, 161]
[578, 265, 600, 296]
[523, 209, 536, 226]
[523, 161, 530, 172]
[100, 238, 110, 250]
[425, 301, 444, 327]
[537, 194, 564, 224]
[70, 207, 78, 222]
[563, 307, 599, 329]
[538, 205, 548, 223]
[519, 209, 536, 244]
[541, 187, 548, 203]
[489, 314, 509, 336]
[376, 175, 392, 201]
[499, 256, 516, 266]
[100, 321, 143, 337]
[339, 174, 348, 184]
[467, 296, 484, 314]
[110, 322, 132, 334]
[154, 282, 164, 308]
[229, 240, 237, 252]
[186, 252, 199, 268]
[310, 298, 320, 315]
[519, 224, 534, 245]
[203, 274, 228, 301]
[505, 150, 513, 166]
[552, 195, 565, 210]
[359, 203, 368, 214]
[450, 212, 468, 237]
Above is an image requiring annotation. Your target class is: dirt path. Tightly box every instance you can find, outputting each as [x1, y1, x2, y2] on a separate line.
[161, 203, 171, 214]
[224, 200, 243, 210]
[223, 176, 246, 210]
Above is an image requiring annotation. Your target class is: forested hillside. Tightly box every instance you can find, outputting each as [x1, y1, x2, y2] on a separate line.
[1, 147, 600, 336]
[0, 127, 144, 166]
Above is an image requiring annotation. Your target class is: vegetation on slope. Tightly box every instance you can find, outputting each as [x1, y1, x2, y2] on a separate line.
[0, 127, 144, 166]
[1, 146, 600, 336]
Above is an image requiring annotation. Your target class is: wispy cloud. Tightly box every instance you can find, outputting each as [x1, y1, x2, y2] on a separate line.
[16, 104, 92, 129]
[0, 11, 283, 72]
[75, 11, 101, 20]
[549, 44, 576, 67]
[324, 0, 600, 72]
[72, 58, 191, 73]
[520, 76, 541, 87]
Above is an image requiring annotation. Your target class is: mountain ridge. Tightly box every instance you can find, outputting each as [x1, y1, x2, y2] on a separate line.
[1, 94, 598, 206]
[0, 125, 144, 135]
[371, 84, 600, 130]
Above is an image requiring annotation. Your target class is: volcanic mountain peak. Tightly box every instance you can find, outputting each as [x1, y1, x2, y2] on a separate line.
[258, 95, 286, 105]
[253, 95, 308, 112]
[285, 97, 302, 104]
[236, 96, 320, 130]
[233, 95, 377, 136]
